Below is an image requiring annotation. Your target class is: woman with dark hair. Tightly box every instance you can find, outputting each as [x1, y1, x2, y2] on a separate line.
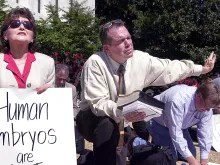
[0, 7, 54, 93]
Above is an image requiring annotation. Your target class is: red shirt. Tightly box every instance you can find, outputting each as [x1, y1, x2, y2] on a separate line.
[4, 52, 36, 88]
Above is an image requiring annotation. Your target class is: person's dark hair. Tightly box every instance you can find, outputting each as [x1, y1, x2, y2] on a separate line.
[99, 19, 125, 46]
[196, 82, 220, 107]
[0, 7, 37, 53]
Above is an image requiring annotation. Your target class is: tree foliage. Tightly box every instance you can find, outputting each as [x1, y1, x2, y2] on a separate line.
[0, 0, 101, 61]
[36, 0, 101, 61]
[0, 0, 9, 49]
[96, 0, 220, 76]
[130, 1, 220, 61]
[0, 0, 8, 24]
[95, 0, 135, 32]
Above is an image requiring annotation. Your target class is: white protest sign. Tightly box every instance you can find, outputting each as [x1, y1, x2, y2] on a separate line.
[212, 114, 220, 152]
[0, 88, 77, 165]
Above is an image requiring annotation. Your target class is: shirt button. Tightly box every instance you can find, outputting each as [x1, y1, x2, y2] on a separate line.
[27, 83, 31, 88]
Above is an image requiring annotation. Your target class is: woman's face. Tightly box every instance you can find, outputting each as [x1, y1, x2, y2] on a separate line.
[5, 16, 34, 47]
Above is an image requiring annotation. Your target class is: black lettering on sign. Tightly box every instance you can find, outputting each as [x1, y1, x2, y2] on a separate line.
[12, 123, 20, 147]
[48, 129, 57, 144]
[0, 91, 57, 165]
[1, 92, 49, 122]
[0, 131, 10, 146]
[0, 123, 57, 151]
[33, 162, 43, 165]
[16, 152, 34, 163]
[37, 131, 47, 144]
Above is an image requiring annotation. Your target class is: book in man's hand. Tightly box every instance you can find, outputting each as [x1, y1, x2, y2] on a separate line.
[117, 91, 165, 122]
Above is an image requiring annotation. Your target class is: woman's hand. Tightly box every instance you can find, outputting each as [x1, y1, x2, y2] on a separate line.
[36, 84, 51, 94]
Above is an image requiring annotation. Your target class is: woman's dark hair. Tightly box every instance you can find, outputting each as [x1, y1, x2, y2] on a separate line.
[0, 7, 37, 53]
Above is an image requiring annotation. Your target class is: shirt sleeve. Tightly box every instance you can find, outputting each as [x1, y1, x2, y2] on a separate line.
[145, 55, 202, 86]
[165, 101, 193, 158]
[197, 111, 213, 159]
[81, 65, 122, 123]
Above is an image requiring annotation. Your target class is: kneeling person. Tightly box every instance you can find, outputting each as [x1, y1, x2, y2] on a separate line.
[148, 82, 220, 165]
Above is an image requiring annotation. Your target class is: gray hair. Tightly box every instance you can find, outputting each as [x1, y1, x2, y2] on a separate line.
[55, 64, 69, 75]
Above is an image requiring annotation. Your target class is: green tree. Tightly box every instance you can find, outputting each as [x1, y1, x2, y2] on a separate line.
[0, 0, 8, 24]
[130, 1, 220, 60]
[130, 0, 220, 78]
[95, 0, 135, 32]
[36, 0, 101, 61]
[96, 0, 220, 77]
[0, 0, 10, 49]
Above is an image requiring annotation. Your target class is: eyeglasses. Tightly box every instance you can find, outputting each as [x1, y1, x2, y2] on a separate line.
[9, 20, 33, 30]
[102, 19, 124, 29]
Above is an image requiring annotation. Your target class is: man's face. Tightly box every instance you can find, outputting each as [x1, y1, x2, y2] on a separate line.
[195, 93, 217, 112]
[103, 26, 134, 64]
[55, 70, 69, 87]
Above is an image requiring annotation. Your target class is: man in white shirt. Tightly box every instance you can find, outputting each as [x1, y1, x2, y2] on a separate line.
[76, 19, 216, 165]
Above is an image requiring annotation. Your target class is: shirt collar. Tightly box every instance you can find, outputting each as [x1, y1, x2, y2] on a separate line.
[4, 52, 36, 76]
[4, 52, 36, 63]
[107, 54, 127, 73]
[190, 93, 197, 112]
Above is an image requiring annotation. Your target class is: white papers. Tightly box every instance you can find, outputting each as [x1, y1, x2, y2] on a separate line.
[117, 91, 164, 122]
[122, 100, 163, 121]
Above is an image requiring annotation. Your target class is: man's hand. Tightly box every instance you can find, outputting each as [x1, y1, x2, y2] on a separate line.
[187, 155, 201, 165]
[200, 159, 208, 165]
[202, 51, 216, 74]
[124, 111, 146, 122]
[36, 84, 51, 94]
